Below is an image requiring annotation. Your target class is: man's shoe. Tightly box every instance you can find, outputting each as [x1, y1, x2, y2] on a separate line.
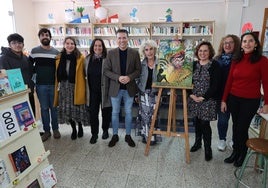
[205, 147, 213, 161]
[102, 131, 109, 140]
[53, 130, 61, 139]
[125, 135, 136, 147]
[217, 140, 227, 151]
[41, 131, 51, 142]
[108, 134, 119, 147]
[90, 135, 98, 144]
[142, 137, 156, 146]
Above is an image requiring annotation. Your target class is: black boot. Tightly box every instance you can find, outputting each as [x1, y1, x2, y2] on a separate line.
[224, 151, 239, 163]
[190, 118, 202, 152]
[234, 150, 247, 167]
[77, 122, 83, 138]
[202, 120, 212, 161]
[70, 119, 77, 140]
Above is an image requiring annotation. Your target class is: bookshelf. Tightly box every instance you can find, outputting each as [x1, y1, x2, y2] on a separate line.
[39, 20, 215, 50]
[182, 20, 215, 47]
[121, 22, 151, 48]
[260, 8, 268, 58]
[0, 89, 53, 188]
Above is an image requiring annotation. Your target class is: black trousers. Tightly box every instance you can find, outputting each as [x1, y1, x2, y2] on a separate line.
[227, 94, 260, 156]
[29, 92, 35, 117]
[90, 91, 112, 136]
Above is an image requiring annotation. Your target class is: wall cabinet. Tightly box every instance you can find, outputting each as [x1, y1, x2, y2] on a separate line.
[39, 20, 214, 51]
[0, 89, 52, 188]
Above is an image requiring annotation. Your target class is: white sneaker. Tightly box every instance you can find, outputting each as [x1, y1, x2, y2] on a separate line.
[217, 140, 227, 151]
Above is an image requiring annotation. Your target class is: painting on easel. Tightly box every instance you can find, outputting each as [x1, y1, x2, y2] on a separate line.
[154, 39, 193, 88]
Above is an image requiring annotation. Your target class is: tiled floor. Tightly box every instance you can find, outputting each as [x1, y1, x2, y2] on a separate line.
[43, 120, 264, 188]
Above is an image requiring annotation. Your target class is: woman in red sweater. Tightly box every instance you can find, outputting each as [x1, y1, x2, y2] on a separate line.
[221, 32, 268, 167]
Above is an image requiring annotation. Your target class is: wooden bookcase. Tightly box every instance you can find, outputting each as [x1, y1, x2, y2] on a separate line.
[39, 20, 215, 50]
[0, 89, 51, 188]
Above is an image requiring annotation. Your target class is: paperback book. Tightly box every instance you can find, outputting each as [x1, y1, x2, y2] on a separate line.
[0, 69, 12, 97]
[13, 101, 34, 128]
[0, 107, 21, 139]
[9, 145, 31, 175]
[40, 164, 57, 188]
[6, 68, 26, 93]
[154, 39, 193, 88]
[0, 159, 11, 188]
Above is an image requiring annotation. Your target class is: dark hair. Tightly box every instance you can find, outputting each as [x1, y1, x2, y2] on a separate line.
[116, 29, 129, 37]
[7, 33, 24, 43]
[216, 34, 240, 59]
[194, 41, 215, 60]
[61, 36, 82, 58]
[89, 38, 107, 58]
[38, 28, 52, 38]
[234, 32, 262, 63]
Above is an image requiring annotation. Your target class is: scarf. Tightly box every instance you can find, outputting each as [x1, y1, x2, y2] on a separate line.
[57, 52, 77, 83]
[220, 53, 232, 66]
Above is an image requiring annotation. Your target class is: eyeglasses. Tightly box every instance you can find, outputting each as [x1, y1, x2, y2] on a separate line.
[10, 41, 23, 45]
[223, 41, 234, 45]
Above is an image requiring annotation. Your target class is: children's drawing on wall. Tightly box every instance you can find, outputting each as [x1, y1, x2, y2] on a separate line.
[129, 7, 139, 22]
[154, 39, 193, 88]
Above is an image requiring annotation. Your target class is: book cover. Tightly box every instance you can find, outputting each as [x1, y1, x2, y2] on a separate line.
[153, 39, 193, 88]
[0, 107, 21, 138]
[0, 121, 8, 142]
[0, 69, 13, 97]
[40, 164, 57, 188]
[9, 145, 31, 175]
[0, 159, 11, 188]
[6, 68, 26, 93]
[27, 179, 41, 188]
[13, 101, 34, 128]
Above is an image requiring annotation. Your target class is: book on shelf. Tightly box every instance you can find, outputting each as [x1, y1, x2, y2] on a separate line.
[27, 179, 41, 188]
[40, 164, 57, 188]
[13, 101, 35, 129]
[0, 159, 11, 188]
[0, 107, 21, 139]
[6, 68, 26, 93]
[8, 145, 31, 175]
[0, 69, 13, 97]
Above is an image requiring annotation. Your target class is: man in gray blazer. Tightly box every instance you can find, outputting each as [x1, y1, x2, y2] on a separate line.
[103, 29, 141, 147]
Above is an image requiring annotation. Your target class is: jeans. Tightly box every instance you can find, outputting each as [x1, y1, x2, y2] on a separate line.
[217, 108, 231, 141]
[111, 90, 133, 135]
[36, 84, 58, 132]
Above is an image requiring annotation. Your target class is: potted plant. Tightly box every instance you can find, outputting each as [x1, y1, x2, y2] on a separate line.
[76, 6, 85, 17]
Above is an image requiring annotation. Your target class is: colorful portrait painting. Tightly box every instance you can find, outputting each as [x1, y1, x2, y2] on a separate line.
[154, 39, 193, 88]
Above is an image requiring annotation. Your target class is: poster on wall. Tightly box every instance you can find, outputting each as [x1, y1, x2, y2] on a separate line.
[153, 39, 193, 88]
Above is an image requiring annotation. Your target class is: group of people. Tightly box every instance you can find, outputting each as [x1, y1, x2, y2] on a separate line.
[0, 27, 267, 168]
[188, 32, 268, 167]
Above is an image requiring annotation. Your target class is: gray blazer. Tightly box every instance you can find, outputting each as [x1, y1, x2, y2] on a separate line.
[137, 57, 158, 93]
[103, 47, 141, 97]
[84, 55, 111, 108]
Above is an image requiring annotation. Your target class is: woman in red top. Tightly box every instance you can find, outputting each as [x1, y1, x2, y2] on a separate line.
[221, 32, 268, 167]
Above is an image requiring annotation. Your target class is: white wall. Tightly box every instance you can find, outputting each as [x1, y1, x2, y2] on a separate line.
[11, 0, 268, 51]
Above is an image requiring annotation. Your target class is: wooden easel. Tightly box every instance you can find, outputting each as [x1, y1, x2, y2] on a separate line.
[144, 84, 193, 164]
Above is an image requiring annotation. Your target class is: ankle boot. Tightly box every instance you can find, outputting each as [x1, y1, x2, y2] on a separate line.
[205, 147, 212, 161]
[224, 151, 238, 163]
[202, 120, 212, 161]
[70, 119, 77, 140]
[190, 118, 202, 152]
[77, 122, 83, 138]
[234, 150, 247, 167]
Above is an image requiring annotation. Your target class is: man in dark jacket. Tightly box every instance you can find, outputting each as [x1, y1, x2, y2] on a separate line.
[0, 33, 35, 115]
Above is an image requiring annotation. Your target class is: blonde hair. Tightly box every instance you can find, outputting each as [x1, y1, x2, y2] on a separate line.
[139, 40, 158, 57]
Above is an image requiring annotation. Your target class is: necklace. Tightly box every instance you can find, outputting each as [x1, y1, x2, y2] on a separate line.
[147, 61, 154, 69]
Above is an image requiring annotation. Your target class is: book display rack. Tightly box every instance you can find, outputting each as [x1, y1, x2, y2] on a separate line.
[0, 84, 55, 187]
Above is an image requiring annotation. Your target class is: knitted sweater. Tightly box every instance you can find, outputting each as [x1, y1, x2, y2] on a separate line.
[222, 53, 268, 104]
